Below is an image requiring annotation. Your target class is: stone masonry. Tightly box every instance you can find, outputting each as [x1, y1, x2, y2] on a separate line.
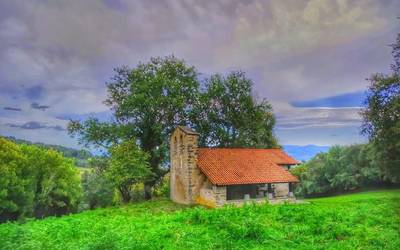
[170, 126, 296, 207]
[170, 126, 205, 204]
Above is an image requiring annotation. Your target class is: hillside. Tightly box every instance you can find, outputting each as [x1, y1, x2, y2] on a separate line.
[1, 136, 93, 167]
[0, 190, 399, 249]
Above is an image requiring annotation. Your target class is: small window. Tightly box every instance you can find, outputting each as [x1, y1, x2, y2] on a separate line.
[179, 134, 184, 154]
[173, 136, 178, 155]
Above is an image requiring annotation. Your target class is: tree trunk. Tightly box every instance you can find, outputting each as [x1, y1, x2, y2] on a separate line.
[144, 183, 152, 200]
[119, 186, 131, 203]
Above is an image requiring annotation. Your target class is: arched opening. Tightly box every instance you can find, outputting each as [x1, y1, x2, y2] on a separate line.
[179, 134, 184, 154]
[173, 136, 178, 156]
[178, 134, 183, 168]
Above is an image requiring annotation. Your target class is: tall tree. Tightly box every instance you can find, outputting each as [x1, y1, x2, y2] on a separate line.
[192, 71, 278, 148]
[69, 58, 280, 200]
[0, 138, 81, 221]
[107, 140, 151, 202]
[68, 56, 199, 199]
[81, 169, 114, 209]
[21, 145, 82, 218]
[0, 138, 32, 221]
[391, 22, 400, 74]
[361, 29, 400, 183]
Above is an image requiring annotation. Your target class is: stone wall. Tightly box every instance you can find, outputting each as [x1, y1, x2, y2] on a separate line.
[170, 127, 206, 204]
[273, 183, 289, 197]
[170, 126, 295, 207]
[196, 180, 228, 208]
[213, 185, 227, 207]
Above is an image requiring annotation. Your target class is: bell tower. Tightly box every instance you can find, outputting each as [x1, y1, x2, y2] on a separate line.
[170, 126, 200, 204]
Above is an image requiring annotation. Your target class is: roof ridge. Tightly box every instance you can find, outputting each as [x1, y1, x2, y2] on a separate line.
[177, 126, 199, 135]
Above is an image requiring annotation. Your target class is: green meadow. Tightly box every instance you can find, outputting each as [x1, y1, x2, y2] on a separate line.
[0, 190, 399, 250]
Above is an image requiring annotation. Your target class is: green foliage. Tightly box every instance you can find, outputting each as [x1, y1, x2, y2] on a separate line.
[0, 138, 33, 221]
[0, 190, 398, 249]
[68, 56, 199, 198]
[21, 145, 82, 218]
[292, 144, 382, 196]
[68, 57, 279, 199]
[391, 25, 400, 74]
[153, 174, 170, 198]
[3, 136, 92, 167]
[108, 140, 152, 202]
[80, 169, 114, 210]
[361, 29, 400, 183]
[362, 73, 400, 183]
[0, 138, 82, 222]
[192, 71, 278, 148]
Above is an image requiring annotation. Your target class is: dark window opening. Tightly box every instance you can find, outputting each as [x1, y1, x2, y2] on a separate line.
[179, 134, 183, 154]
[173, 136, 177, 155]
[226, 184, 258, 200]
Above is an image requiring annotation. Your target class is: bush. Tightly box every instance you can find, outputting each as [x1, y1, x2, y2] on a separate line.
[107, 140, 151, 202]
[0, 138, 33, 221]
[80, 170, 115, 210]
[292, 144, 383, 197]
[153, 174, 170, 198]
[0, 138, 82, 221]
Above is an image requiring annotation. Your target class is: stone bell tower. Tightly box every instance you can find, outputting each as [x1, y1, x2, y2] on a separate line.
[170, 126, 202, 204]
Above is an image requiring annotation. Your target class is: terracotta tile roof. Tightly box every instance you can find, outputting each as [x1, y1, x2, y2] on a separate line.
[259, 148, 300, 165]
[197, 148, 299, 185]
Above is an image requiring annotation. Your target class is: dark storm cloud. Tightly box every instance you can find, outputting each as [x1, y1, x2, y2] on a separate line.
[4, 106, 22, 111]
[7, 121, 64, 131]
[31, 102, 50, 111]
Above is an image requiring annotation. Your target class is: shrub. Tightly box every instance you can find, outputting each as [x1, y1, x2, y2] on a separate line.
[153, 174, 170, 198]
[0, 138, 32, 221]
[0, 138, 82, 221]
[107, 140, 151, 202]
[80, 170, 115, 210]
[292, 144, 384, 197]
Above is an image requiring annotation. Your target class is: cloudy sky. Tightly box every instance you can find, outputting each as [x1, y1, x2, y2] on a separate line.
[0, 0, 399, 148]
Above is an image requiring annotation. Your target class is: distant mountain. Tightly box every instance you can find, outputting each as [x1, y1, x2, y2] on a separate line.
[2, 136, 93, 167]
[283, 145, 330, 162]
[2, 136, 327, 165]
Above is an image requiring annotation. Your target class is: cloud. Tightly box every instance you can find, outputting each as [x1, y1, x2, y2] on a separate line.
[272, 103, 367, 145]
[4, 106, 22, 111]
[7, 121, 64, 131]
[1, 0, 397, 105]
[55, 111, 112, 122]
[26, 85, 45, 100]
[221, 0, 387, 66]
[276, 125, 365, 146]
[276, 107, 362, 130]
[31, 102, 50, 111]
[0, 0, 398, 147]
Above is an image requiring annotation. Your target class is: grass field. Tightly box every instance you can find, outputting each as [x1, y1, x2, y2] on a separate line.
[0, 190, 399, 250]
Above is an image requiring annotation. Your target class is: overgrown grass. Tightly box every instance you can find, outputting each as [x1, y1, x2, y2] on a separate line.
[0, 190, 399, 249]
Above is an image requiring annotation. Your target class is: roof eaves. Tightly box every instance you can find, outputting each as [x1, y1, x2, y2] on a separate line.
[177, 126, 199, 135]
